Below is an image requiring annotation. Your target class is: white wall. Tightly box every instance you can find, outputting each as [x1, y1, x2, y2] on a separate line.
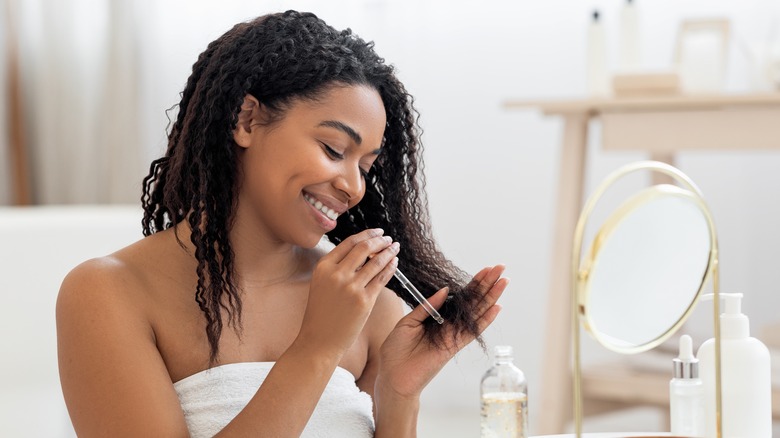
[6, 0, 780, 436]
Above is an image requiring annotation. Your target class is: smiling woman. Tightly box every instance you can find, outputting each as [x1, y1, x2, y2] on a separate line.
[55, 10, 508, 438]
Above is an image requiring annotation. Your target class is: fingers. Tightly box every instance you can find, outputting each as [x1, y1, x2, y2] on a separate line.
[365, 255, 399, 290]
[326, 228, 385, 263]
[466, 267, 491, 289]
[320, 229, 400, 294]
[475, 264, 505, 294]
[339, 237, 396, 274]
[478, 276, 509, 315]
[404, 286, 449, 324]
[452, 279, 507, 350]
[470, 303, 503, 342]
[467, 265, 505, 313]
[402, 265, 508, 326]
[353, 240, 400, 284]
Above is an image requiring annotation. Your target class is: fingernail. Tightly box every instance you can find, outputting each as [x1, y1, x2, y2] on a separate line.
[383, 235, 392, 243]
[391, 241, 400, 252]
[374, 228, 385, 236]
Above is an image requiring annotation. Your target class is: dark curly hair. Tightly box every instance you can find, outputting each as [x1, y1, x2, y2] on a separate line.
[141, 10, 483, 363]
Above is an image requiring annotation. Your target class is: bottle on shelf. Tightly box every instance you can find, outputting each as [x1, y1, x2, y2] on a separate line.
[618, 0, 641, 72]
[586, 9, 609, 96]
[480, 345, 528, 438]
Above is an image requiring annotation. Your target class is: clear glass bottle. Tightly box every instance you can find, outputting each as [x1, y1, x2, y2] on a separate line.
[480, 345, 528, 438]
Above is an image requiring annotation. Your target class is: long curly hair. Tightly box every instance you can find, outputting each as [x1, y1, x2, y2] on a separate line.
[141, 10, 484, 363]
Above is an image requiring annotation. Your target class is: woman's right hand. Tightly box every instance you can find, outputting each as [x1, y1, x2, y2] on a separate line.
[295, 228, 399, 358]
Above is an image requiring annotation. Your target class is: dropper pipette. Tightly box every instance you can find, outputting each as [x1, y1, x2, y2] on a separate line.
[393, 268, 444, 324]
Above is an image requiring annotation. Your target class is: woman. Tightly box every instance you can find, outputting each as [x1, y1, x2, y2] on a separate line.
[57, 10, 507, 437]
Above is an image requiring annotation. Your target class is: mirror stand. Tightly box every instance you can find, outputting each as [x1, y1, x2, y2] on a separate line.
[570, 161, 723, 438]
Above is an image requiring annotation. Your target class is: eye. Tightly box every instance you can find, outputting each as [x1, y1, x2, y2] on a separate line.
[321, 141, 371, 179]
[320, 142, 344, 160]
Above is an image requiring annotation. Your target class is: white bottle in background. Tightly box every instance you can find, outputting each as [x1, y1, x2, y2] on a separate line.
[480, 345, 528, 438]
[669, 334, 705, 436]
[618, 0, 641, 71]
[697, 293, 772, 437]
[586, 10, 609, 96]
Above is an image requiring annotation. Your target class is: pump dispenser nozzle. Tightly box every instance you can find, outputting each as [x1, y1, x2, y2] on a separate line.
[701, 293, 749, 339]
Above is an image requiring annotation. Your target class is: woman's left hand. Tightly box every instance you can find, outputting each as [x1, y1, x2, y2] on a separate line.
[375, 264, 508, 400]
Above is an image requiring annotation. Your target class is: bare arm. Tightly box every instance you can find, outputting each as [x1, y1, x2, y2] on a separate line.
[57, 259, 191, 437]
[58, 229, 399, 437]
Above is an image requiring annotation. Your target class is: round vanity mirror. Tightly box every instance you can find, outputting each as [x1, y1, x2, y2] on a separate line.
[570, 161, 723, 437]
[578, 184, 713, 353]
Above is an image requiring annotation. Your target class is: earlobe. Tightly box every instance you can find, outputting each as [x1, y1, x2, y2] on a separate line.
[233, 94, 262, 149]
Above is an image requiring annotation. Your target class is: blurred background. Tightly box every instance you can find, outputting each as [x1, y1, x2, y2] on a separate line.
[2, 0, 780, 436]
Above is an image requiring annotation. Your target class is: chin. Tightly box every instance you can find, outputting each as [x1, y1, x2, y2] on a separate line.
[297, 232, 328, 250]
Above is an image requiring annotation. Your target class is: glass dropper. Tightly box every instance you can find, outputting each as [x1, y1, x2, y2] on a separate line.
[393, 268, 444, 324]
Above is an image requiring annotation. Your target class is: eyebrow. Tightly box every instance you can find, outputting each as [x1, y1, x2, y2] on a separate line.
[318, 120, 362, 145]
[317, 120, 382, 155]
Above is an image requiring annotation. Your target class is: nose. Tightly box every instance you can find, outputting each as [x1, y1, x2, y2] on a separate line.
[334, 163, 365, 204]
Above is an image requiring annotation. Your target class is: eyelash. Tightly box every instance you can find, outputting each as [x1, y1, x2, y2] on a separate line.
[321, 142, 370, 178]
[322, 143, 344, 159]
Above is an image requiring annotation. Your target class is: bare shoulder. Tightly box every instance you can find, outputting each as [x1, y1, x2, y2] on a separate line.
[57, 241, 153, 325]
[57, 229, 182, 318]
[56, 236, 189, 436]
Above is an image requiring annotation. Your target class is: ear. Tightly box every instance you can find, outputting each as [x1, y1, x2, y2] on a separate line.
[233, 94, 262, 149]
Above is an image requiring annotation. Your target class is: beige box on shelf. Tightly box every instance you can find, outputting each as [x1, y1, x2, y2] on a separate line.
[612, 71, 680, 97]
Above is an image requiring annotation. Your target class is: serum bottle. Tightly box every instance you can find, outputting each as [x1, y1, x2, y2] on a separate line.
[669, 334, 704, 436]
[480, 345, 528, 438]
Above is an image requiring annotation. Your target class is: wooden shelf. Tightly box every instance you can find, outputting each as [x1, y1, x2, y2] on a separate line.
[503, 92, 780, 115]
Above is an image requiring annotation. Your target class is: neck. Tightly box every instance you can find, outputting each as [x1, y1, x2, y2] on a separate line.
[228, 211, 310, 288]
[174, 214, 308, 289]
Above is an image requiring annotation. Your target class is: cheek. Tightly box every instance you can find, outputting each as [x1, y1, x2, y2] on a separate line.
[238, 151, 282, 203]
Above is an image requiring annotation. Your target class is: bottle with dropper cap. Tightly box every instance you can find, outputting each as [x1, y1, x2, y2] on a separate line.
[669, 334, 704, 436]
[697, 293, 772, 437]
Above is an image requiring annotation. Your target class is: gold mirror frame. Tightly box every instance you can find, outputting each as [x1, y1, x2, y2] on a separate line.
[570, 161, 723, 437]
[580, 183, 711, 354]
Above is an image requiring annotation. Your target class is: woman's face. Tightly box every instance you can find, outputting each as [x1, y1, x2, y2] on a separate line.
[235, 84, 387, 248]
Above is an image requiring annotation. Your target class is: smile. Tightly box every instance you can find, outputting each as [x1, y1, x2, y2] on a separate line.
[303, 193, 340, 221]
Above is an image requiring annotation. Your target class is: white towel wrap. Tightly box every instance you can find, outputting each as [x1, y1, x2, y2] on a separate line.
[173, 362, 375, 437]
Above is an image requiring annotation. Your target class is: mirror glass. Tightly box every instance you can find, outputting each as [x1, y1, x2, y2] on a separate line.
[580, 185, 712, 352]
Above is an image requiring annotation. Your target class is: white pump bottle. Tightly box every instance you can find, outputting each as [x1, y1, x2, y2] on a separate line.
[696, 293, 772, 437]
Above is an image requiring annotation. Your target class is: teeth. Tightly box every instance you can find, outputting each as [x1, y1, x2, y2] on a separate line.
[304, 194, 339, 221]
